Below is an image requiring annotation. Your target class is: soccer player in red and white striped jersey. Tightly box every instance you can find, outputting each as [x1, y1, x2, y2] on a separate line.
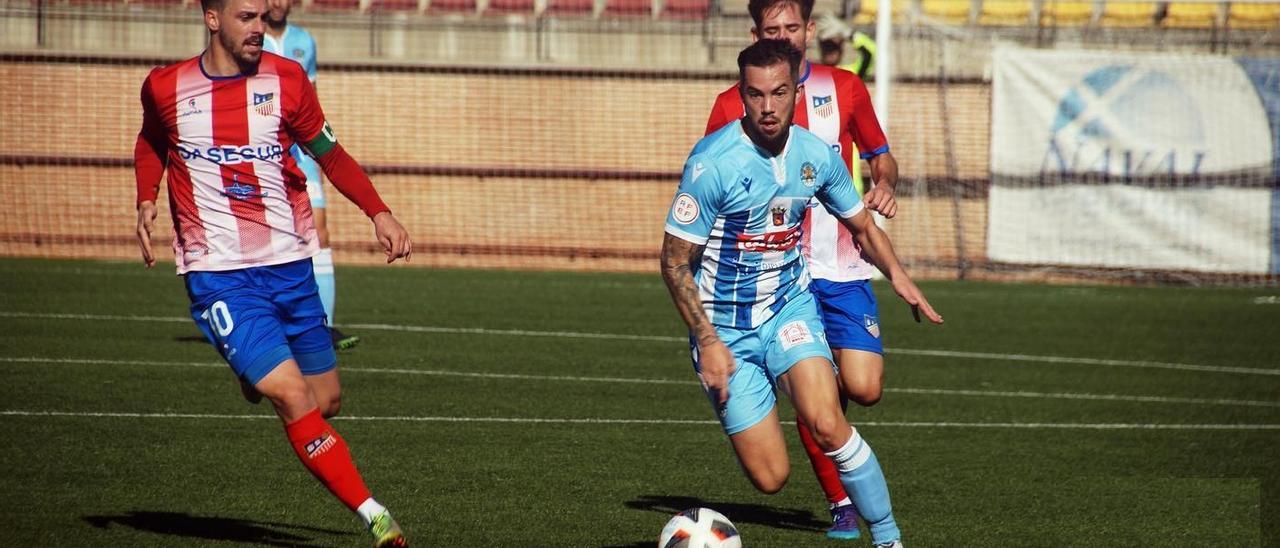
[133, 0, 410, 544]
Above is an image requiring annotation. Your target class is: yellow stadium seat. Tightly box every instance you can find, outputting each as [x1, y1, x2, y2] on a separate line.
[978, 0, 1033, 25]
[1228, 2, 1280, 29]
[922, 0, 973, 23]
[1040, 0, 1095, 26]
[1099, 1, 1157, 27]
[1162, 2, 1222, 28]
[853, 0, 915, 23]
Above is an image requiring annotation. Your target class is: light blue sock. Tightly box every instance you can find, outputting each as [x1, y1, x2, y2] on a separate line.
[825, 427, 900, 545]
[313, 248, 336, 326]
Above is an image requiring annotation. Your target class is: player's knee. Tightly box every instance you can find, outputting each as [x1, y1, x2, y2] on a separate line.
[747, 467, 789, 494]
[808, 412, 852, 452]
[319, 394, 342, 418]
[847, 384, 882, 407]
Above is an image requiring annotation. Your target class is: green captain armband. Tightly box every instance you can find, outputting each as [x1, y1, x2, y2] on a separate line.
[304, 121, 338, 158]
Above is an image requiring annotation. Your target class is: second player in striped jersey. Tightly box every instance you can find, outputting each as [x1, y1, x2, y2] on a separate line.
[133, 0, 410, 544]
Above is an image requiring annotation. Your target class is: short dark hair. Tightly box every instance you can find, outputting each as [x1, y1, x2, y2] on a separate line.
[747, 0, 814, 28]
[737, 38, 804, 85]
[201, 0, 226, 12]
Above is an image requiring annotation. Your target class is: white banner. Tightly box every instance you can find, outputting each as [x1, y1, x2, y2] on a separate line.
[988, 46, 1276, 274]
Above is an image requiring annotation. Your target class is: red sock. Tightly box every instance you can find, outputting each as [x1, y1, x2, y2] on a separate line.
[796, 416, 850, 505]
[284, 409, 373, 511]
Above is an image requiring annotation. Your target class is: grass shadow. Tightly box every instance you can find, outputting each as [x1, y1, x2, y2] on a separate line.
[623, 494, 825, 533]
[82, 510, 355, 547]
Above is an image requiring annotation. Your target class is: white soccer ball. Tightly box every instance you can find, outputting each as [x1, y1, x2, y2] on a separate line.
[657, 507, 742, 548]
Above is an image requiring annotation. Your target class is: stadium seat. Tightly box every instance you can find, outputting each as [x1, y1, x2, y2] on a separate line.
[1228, 1, 1280, 29]
[661, 0, 709, 18]
[544, 0, 594, 14]
[602, 0, 652, 16]
[852, 0, 912, 24]
[921, 0, 973, 24]
[308, 0, 362, 11]
[428, 0, 476, 11]
[977, 0, 1033, 25]
[370, 0, 421, 10]
[1039, 0, 1094, 26]
[486, 0, 534, 13]
[1161, 2, 1221, 28]
[1099, 1, 1157, 27]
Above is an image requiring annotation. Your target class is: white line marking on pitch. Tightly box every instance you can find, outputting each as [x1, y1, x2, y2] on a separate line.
[4, 356, 1279, 408]
[2, 311, 1277, 377]
[1, 410, 1277, 431]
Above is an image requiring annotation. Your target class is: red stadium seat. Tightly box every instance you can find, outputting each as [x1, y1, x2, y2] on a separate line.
[661, 0, 708, 19]
[429, 0, 476, 11]
[544, 0, 593, 14]
[308, 0, 362, 11]
[602, 0, 652, 17]
[486, 0, 533, 14]
[370, 0, 421, 11]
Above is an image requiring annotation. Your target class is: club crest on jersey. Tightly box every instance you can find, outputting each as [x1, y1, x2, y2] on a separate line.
[304, 433, 336, 460]
[864, 314, 881, 339]
[800, 162, 817, 188]
[253, 92, 275, 116]
[771, 205, 787, 226]
[812, 95, 834, 118]
[292, 48, 306, 59]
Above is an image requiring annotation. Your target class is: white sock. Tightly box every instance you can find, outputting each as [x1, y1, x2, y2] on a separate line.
[356, 497, 387, 526]
[830, 496, 853, 510]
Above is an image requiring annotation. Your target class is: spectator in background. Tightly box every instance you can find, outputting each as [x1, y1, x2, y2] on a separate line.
[816, 11, 877, 80]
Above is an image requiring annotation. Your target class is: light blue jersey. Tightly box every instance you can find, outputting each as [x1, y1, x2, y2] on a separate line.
[665, 121, 863, 330]
[263, 25, 324, 208]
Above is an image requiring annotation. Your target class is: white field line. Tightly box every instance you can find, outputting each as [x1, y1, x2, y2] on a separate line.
[2, 311, 1278, 377]
[1, 410, 1277, 431]
[4, 356, 1279, 409]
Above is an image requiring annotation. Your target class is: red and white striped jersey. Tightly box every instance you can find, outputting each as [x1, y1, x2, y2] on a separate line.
[706, 62, 890, 282]
[136, 53, 324, 274]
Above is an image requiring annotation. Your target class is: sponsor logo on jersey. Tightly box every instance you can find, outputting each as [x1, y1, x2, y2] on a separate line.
[864, 314, 880, 338]
[178, 97, 202, 118]
[800, 162, 817, 187]
[178, 144, 285, 165]
[736, 227, 799, 252]
[253, 92, 275, 116]
[812, 95, 834, 118]
[771, 206, 787, 226]
[222, 174, 269, 200]
[672, 193, 700, 225]
[778, 320, 815, 350]
[304, 433, 336, 459]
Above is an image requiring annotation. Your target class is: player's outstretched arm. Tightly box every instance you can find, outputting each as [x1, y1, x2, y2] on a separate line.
[841, 211, 943, 324]
[660, 233, 734, 404]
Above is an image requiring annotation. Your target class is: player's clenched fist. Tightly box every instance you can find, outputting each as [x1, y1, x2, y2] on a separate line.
[372, 211, 411, 263]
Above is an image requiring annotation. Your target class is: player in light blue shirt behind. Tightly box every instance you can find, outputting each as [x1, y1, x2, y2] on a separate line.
[264, 0, 359, 351]
[660, 39, 943, 547]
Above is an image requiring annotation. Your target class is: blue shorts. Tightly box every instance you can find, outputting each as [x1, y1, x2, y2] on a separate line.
[184, 258, 337, 386]
[291, 144, 325, 209]
[691, 291, 835, 435]
[810, 279, 883, 355]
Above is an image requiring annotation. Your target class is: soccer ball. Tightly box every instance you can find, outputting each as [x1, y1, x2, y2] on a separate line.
[657, 507, 742, 548]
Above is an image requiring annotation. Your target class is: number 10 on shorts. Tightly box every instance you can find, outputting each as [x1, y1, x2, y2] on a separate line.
[200, 301, 235, 338]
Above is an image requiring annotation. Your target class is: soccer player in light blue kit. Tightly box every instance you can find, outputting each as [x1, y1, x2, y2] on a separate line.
[263, 0, 358, 350]
[660, 39, 943, 547]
